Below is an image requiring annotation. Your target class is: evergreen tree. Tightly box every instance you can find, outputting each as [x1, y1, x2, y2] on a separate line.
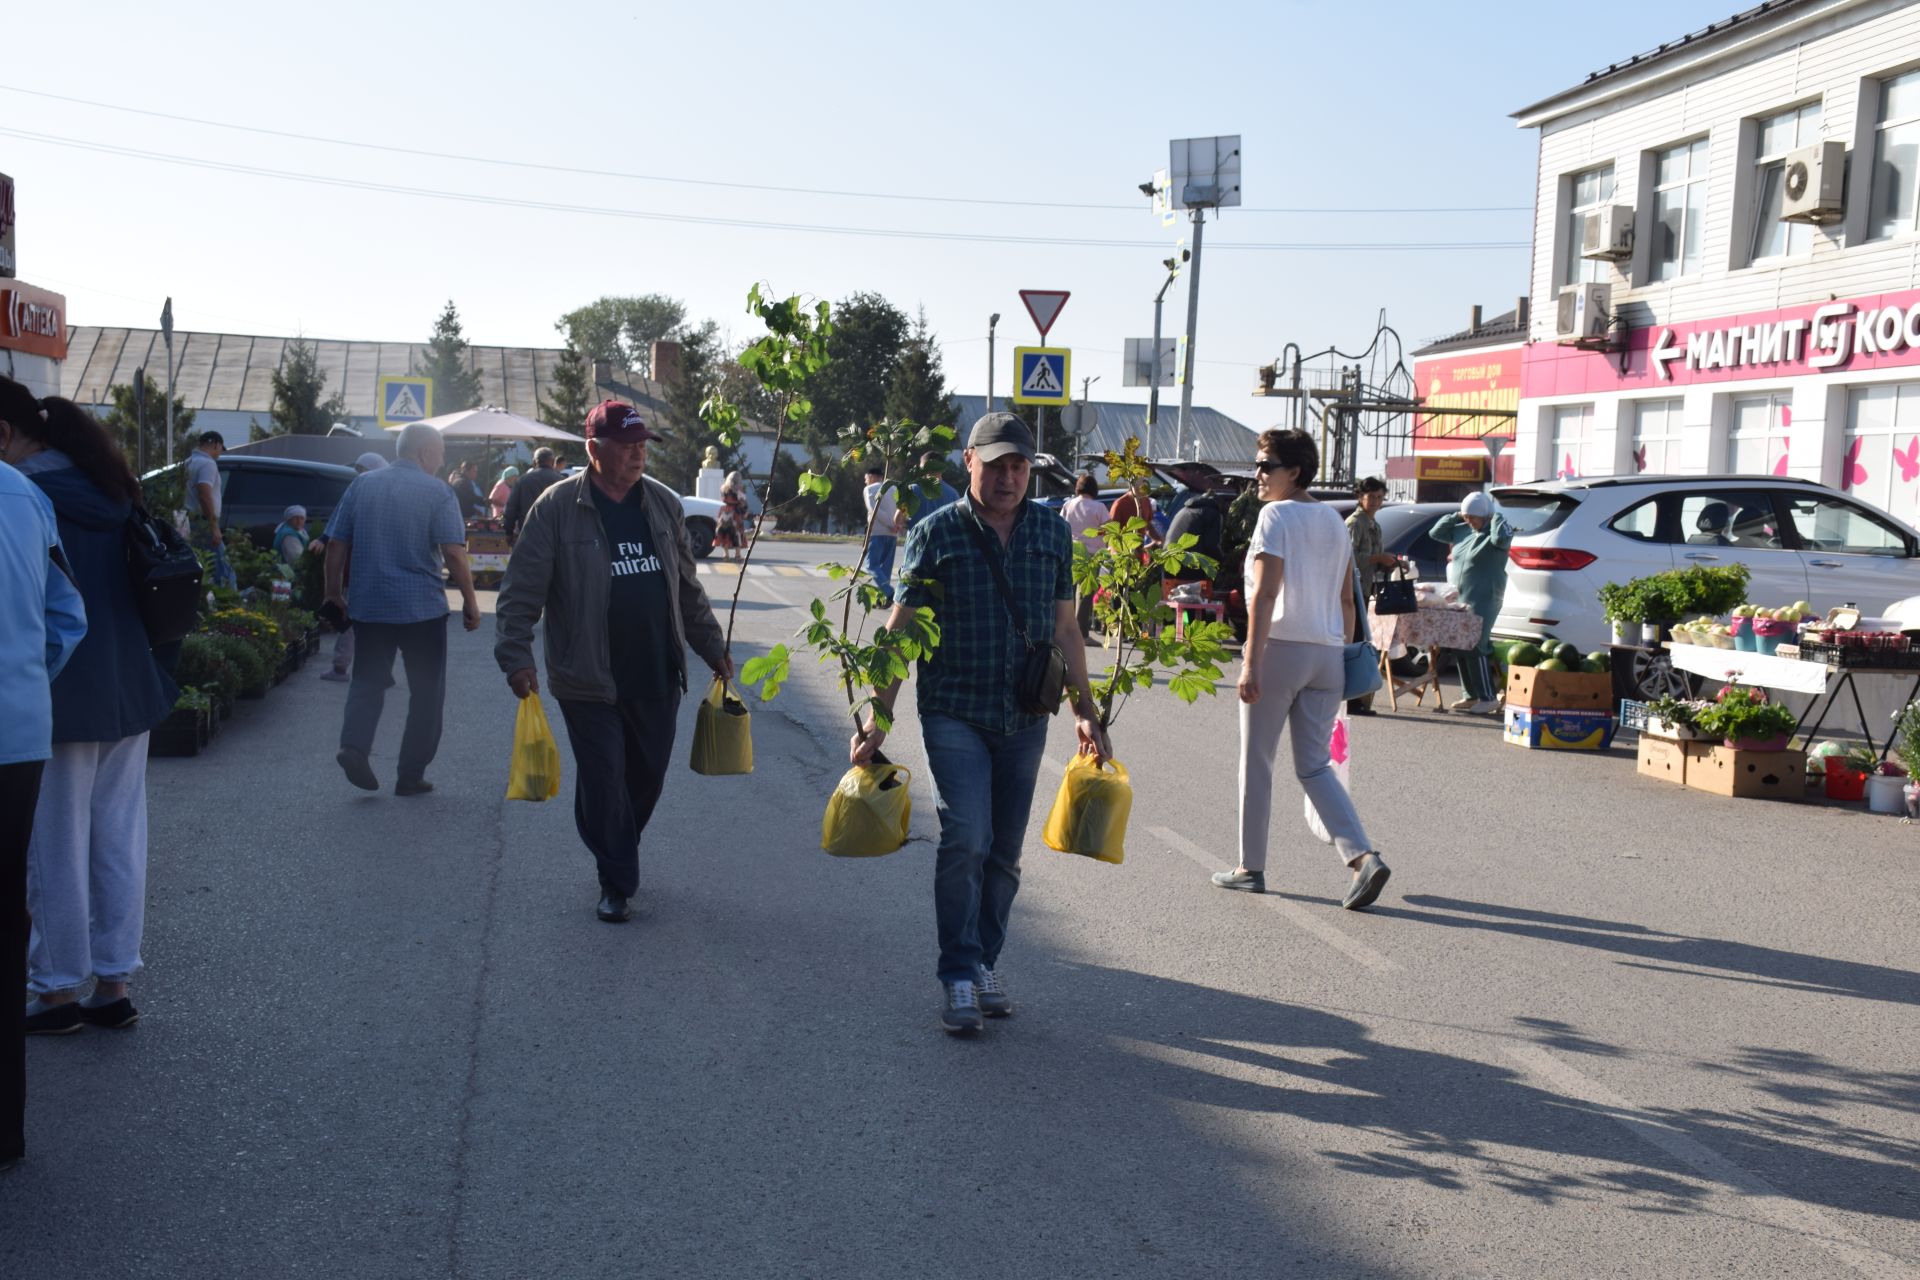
[99, 378, 197, 470]
[414, 299, 484, 412]
[270, 336, 348, 436]
[799, 292, 909, 452]
[648, 320, 743, 493]
[538, 342, 594, 432]
[883, 308, 954, 427]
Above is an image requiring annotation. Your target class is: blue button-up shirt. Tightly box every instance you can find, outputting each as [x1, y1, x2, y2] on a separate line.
[0, 461, 87, 765]
[328, 458, 467, 624]
[900, 496, 1074, 735]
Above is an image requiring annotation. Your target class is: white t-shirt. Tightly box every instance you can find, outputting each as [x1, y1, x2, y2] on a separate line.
[184, 449, 222, 519]
[863, 480, 900, 532]
[1246, 499, 1353, 646]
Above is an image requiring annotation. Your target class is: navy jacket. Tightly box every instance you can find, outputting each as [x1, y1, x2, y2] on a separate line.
[23, 451, 178, 743]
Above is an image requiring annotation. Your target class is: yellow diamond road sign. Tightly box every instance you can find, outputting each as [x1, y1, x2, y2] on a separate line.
[378, 375, 433, 427]
[1012, 347, 1070, 406]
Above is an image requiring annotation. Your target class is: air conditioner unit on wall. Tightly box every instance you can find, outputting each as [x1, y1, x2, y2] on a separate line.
[1580, 205, 1634, 261]
[1780, 140, 1846, 224]
[1555, 282, 1611, 345]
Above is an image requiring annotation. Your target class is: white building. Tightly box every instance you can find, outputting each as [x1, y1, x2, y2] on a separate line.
[1512, 0, 1920, 528]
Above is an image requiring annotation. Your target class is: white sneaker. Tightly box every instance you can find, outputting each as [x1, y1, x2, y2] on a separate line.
[1448, 695, 1477, 711]
[1468, 700, 1501, 716]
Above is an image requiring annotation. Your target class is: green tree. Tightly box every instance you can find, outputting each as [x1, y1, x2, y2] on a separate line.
[538, 341, 594, 432]
[270, 335, 348, 436]
[649, 320, 741, 494]
[99, 378, 197, 470]
[799, 291, 909, 452]
[556, 294, 686, 375]
[414, 300, 484, 412]
[883, 308, 954, 428]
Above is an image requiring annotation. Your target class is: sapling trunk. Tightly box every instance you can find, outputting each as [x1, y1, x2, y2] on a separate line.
[719, 396, 794, 660]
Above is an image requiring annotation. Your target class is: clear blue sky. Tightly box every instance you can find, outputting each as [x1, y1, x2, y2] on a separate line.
[9, 0, 1743, 420]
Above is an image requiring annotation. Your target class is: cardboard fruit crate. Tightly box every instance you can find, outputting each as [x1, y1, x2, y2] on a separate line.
[1504, 707, 1617, 751]
[1682, 744, 1805, 800]
[1507, 667, 1614, 712]
[1637, 736, 1688, 784]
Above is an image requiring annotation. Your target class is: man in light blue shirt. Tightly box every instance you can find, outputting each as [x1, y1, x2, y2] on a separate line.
[324, 423, 479, 795]
[0, 455, 87, 1169]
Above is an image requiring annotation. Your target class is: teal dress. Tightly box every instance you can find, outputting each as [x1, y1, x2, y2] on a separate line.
[1429, 511, 1514, 702]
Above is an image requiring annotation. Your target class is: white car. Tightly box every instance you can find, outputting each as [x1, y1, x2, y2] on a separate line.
[1492, 475, 1920, 696]
[563, 469, 769, 558]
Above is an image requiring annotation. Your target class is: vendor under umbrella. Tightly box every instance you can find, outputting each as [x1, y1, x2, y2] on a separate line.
[1427, 491, 1514, 716]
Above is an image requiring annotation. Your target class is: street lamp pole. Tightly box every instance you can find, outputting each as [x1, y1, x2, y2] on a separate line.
[1147, 264, 1180, 457]
[986, 313, 1001, 414]
[160, 297, 176, 466]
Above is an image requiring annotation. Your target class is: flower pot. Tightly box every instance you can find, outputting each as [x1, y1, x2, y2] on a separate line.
[149, 708, 203, 758]
[1640, 622, 1663, 646]
[1648, 717, 1707, 741]
[1610, 619, 1636, 646]
[1725, 732, 1789, 752]
[1825, 765, 1868, 801]
[1867, 773, 1907, 814]
[1729, 617, 1755, 651]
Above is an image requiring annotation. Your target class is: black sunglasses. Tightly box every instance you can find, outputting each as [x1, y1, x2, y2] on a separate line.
[1254, 459, 1288, 473]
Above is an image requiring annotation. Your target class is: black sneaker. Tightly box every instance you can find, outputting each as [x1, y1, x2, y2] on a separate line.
[974, 966, 1012, 1018]
[596, 893, 632, 923]
[1342, 853, 1391, 911]
[394, 778, 434, 797]
[941, 981, 983, 1035]
[336, 747, 379, 791]
[77, 997, 140, 1030]
[24, 1003, 82, 1035]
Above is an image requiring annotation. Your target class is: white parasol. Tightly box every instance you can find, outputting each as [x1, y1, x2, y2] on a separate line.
[384, 405, 581, 443]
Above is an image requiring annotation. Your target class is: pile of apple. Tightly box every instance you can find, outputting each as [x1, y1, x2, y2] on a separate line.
[1734, 602, 1815, 626]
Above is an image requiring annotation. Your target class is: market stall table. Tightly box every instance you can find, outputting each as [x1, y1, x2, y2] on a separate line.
[1665, 642, 1920, 761]
[1370, 603, 1484, 712]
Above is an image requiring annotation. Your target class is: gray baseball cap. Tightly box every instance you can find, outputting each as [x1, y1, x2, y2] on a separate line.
[966, 412, 1036, 462]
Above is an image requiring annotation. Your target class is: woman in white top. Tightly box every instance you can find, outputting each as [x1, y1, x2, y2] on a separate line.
[1211, 428, 1389, 910]
[1060, 473, 1110, 642]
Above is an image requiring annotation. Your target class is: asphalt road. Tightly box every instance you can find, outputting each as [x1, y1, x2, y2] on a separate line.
[5, 533, 1917, 1279]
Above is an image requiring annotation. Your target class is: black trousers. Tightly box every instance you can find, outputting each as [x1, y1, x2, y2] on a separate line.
[1, 760, 46, 1163]
[556, 694, 680, 898]
[340, 617, 448, 782]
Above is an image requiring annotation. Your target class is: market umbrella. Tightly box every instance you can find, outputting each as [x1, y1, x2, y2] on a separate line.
[384, 405, 581, 443]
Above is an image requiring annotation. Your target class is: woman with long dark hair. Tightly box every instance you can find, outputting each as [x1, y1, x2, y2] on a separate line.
[0, 376, 175, 1034]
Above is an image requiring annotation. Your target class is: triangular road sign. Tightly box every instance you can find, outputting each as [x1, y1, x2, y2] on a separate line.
[1019, 290, 1070, 340]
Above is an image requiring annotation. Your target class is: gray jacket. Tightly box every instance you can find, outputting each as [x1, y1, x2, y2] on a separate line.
[494, 472, 727, 702]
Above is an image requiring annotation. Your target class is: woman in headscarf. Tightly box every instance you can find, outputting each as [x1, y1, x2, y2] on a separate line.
[716, 471, 751, 562]
[272, 505, 310, 567]
[489, 466, 520, 521]
[1427, 490, 1515, 716]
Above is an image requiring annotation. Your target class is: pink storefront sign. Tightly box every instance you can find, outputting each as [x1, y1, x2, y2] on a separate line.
[1522, 286, 1920, 397]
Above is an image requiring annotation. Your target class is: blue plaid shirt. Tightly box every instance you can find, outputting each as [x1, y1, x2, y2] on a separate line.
[328, 459, 467, 624]
[899, 496, 1074, 735]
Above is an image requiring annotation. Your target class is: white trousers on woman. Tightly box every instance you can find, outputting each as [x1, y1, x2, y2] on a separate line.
[1238, 640, 1373, 870]
[26, 734, 150, 996]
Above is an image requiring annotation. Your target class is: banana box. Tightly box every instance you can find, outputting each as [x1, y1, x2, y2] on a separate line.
[1503, 706, 1616, 751]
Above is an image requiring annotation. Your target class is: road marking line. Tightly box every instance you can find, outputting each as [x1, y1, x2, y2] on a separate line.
[774, 565, 810, 578]
[1507, 1045, 1917, 1280]
[1148, 825, 1398, 973]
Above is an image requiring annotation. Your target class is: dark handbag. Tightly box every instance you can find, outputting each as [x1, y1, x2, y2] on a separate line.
[962, 511, 1068, 717]
[1373, 562, 1417, 615]
[125, 506, 204, 646]
[1343, 564, 1384, 702]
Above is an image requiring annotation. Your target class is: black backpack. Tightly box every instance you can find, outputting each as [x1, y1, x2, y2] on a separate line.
[125, 507, 204, 646]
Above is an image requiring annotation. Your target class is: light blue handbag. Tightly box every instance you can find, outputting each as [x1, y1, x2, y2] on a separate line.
[1342, 564, 1384, 701]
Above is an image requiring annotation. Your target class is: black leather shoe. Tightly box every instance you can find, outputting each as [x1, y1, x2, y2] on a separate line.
[1342, 853, 1391, 911]
[336, 748, 379, 791]
[77, 997, 140, 1030]
[596, 893, 632, 923]
[25, 1002, 82, 1035]
[394, 778, 434, 797]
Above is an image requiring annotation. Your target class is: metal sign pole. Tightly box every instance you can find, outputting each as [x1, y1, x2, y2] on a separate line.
[160, 297, 176, 466]
[1176, 209, 1204, 461]
[1148, 292, 1165, 456]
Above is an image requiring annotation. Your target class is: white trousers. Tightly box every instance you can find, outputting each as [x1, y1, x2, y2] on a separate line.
[26, 734, 150, 995]
[1238, 641, 1373, 869]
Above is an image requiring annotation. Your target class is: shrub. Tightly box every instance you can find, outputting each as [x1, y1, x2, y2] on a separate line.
[207, 631, 270, 690]
[174, 634, 242, 703]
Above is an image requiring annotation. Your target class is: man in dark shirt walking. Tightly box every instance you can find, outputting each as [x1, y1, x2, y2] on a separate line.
[851, 413, 1107, 1035]
[494, 401, 729, 923]
[501, 447, 565, 539]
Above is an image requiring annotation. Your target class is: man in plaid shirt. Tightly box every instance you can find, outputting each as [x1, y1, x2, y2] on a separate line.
[851, 413, 1108, 1035]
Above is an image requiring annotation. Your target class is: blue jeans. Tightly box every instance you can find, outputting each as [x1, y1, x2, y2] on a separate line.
[865, 534, 897, 606]
[190, 521, 237, 590]
[921, 713, 1050, 984]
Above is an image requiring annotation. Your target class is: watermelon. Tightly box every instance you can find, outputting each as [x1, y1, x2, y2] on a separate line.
[1584, 651, 1611, 673]
[1537, 658, 1569, 673]
[1552, 642, 1582, 666]
[1509, 643, 1545, 668]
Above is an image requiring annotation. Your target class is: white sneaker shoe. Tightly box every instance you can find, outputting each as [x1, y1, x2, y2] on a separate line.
[1468, 700, 1501, 716]
[1448, 695, 1478, 711]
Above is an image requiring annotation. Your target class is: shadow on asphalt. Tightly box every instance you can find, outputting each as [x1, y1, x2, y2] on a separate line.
[1384, 894, 1920, 1008]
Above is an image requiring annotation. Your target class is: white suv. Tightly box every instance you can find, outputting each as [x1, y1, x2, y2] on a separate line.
[1492, 475, 1920, 693]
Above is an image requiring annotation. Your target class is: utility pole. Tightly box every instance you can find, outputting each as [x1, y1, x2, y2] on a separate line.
[1146, 255, 1182, 457]
[1174, 208, 1204, 462]
[985, 313, 1000, 414]
[160, 297, 176, 466]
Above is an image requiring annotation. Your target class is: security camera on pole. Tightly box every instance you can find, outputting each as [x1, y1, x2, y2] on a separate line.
[1160, 136, 1240, 462]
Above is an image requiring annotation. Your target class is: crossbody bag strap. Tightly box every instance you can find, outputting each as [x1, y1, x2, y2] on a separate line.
[960, 508, 1037, 650]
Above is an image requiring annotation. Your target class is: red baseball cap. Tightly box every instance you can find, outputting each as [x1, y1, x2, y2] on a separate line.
[583, 399, 661, 443]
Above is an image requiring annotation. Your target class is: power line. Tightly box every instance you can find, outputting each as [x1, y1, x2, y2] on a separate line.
[0, 83, 1531, 216]
[0, 126, 1531, 253]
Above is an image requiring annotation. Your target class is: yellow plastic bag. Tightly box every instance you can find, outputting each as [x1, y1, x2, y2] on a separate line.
[505, 692, 562, 802]
[1042, 755, 1132, 865]
[821, 763, 912, 858]
[689, 677, 753, 775]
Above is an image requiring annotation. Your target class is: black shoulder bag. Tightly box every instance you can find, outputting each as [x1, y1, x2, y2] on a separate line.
[1373, 562, 1418, 615]
[125, 506, 205, 646]
[962, 512, 1068, 717]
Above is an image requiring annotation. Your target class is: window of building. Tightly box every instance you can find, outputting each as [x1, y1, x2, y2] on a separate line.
[1728, 393, 1792, 476]
[1651, 139, 1709, 280]
[1562, 165, 1615, 287]
[1750, 103, 1821, 261]
[1870, 70, 1920, 240]
[1548, 404, 1598, 479]
[1632, 399, 1688, 473]
[1842, 382, 1920, 527]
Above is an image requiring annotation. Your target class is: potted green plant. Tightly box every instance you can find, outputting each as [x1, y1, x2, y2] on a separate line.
[1642, 694, 1708, 740]
[152, 687, 212, 757]
[1823, 742, 1877, 801]
[1692, 684, 1796, 752]
[1597, 581, 1643, 646]
[1868, 758, 1908, 814]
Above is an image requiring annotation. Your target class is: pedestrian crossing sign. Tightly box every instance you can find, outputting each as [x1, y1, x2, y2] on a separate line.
[378, 375, 433, 427]
[1012, 347, 1070, 406]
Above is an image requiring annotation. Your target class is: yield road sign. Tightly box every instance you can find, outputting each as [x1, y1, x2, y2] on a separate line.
[378, 375, 433, 427]
[1019, 290, 1070, 341]
[1012, 346, 1071, 406]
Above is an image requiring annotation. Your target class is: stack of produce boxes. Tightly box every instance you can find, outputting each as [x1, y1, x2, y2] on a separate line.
[1502, 643, 1615, 750]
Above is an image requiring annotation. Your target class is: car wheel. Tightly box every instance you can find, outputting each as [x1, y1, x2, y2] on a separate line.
[686, 516, 716, 560]
[1627, 648, 1688, 700]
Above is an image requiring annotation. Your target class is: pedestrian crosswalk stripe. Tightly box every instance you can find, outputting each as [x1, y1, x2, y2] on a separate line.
[774, 565, 809, 577]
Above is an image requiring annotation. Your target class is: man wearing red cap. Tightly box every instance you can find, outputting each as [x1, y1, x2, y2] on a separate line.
[495, 401, 731, 923]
